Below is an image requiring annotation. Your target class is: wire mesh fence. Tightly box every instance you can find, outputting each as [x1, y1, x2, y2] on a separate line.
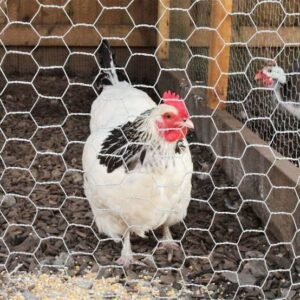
[0, 0, 299, 299]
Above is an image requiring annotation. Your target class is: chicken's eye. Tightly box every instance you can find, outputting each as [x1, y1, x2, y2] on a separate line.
[164, 113, 172, 119]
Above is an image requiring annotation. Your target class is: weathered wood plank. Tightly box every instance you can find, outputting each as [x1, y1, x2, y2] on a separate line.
[0, 25, 156, 47]
[67, 0, 101, 24]
[207, 0, 233, 110]
[188, 26, 300, 47]
[239, 26, 300, 46]
[157, 0, 170, 59]
[7, 0, 19, 21]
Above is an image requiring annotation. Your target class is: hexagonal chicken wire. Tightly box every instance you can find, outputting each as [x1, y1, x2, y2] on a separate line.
[0, 0, 299, 299]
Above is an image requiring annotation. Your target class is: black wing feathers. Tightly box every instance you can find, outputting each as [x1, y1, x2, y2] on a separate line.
[97, 109, 185, 173]
[97, 120, 144, 173]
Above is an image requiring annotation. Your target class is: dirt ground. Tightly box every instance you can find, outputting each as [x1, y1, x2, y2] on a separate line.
[0, 75, 299, 299]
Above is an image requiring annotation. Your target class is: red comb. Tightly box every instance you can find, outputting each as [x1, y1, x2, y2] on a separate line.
[162, 90, 188, 118]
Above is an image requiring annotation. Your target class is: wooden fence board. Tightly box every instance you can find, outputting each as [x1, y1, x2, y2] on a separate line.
[1, 1, 300, 48]
[207, 0, 233, 110]
[157, 0, 170, 59]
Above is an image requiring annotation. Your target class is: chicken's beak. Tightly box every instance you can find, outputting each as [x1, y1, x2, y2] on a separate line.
[183, 119, 194, 129]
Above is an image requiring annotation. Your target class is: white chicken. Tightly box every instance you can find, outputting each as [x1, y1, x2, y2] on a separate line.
[255, 61, 300, 119]
[82, 41, 194, 266]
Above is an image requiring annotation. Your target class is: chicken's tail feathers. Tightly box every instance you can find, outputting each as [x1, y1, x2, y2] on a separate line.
[99, 40, 113, 69]
[95, 40, 128, 90]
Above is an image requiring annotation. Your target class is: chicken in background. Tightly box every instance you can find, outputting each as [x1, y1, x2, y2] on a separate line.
[255, 61, 300, 119]
[82, 41, 194, 267]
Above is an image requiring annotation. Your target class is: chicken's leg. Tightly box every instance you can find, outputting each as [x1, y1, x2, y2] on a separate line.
[159, 225, 180, 262]
[116, 231, 145, 267]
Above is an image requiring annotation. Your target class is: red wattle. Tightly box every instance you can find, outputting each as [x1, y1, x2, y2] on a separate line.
[163, 127, 188, 143]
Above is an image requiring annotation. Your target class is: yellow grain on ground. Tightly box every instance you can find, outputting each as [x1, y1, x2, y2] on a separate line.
[1, 271, 168, 300]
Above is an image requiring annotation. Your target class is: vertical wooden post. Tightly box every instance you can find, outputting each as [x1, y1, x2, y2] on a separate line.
[207, 0, 233, 110]
[157, 0, 170, 60]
